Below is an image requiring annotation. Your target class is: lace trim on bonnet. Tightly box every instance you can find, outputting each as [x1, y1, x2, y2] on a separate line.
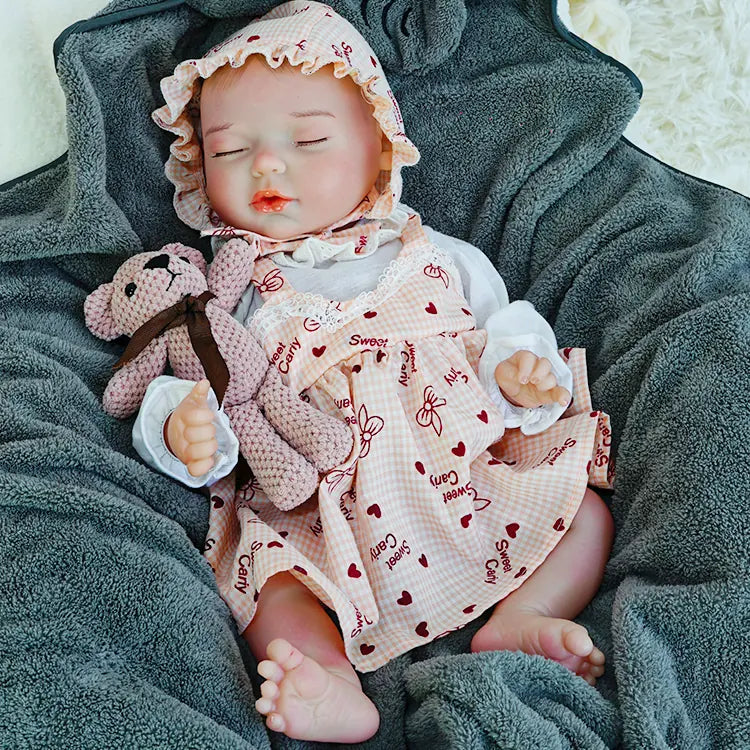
[151, 0, 421, 257]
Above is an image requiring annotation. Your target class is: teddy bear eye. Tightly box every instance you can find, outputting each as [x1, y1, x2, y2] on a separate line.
[179, 256, 191, 264]
[124, 282, 137, 298]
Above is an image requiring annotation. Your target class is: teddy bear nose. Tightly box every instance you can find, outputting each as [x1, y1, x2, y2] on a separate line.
[143, 254, 171, 270]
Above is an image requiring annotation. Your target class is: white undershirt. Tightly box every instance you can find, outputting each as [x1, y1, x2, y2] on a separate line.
[132, 206, 572, 487]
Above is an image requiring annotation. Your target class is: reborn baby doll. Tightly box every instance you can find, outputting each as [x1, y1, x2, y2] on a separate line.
[136, 1, 616, 742]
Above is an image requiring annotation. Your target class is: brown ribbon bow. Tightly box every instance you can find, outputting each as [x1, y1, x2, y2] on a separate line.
[113, 291, 230, 406]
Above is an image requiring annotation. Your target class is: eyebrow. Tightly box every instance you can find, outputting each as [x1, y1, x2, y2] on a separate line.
[202, 110, 335, 139]
[202, 122, 232, 138]
[290, 109, 335, 118]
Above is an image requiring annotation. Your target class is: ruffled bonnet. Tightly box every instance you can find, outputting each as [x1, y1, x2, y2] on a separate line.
[152, 0, 420, 258]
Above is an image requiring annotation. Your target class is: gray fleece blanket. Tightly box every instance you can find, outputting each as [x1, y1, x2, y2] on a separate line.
[1, 0, 749, 748]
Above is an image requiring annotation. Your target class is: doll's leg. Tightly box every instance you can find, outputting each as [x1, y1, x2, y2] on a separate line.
[255, 366, 353, 472]
[245, 571, 380, 742]
[471, 488, 614, 684]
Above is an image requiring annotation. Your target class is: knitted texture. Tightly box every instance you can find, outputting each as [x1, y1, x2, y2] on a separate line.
[84, 243, 353, 510]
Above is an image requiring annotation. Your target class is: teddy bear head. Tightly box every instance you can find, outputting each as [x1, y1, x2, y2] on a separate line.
[84, 243, 209, 340]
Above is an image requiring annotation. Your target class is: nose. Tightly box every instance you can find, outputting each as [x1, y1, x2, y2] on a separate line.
[144, 254, 171, 270]
[250, 150, 286, 178]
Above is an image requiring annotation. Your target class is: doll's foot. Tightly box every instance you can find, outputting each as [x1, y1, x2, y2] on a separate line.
[255, 638, 380, 742]
[470, 607, 605, 685]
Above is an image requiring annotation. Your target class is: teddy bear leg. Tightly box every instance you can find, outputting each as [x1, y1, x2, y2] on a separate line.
[255, 366, 354, 472]
[226, 400, 320, 512]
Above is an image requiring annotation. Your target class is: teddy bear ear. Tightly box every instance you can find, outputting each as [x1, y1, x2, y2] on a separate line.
[84, 282, 120, 341]
[161, 242, 208, 276]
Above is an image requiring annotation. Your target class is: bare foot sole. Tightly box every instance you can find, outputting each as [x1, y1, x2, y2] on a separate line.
[470, 609, 605, 685]
[254, 638, 380, 742]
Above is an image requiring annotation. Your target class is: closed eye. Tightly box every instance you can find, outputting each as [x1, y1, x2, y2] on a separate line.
[210, 149, 245, 158]
[296, 138, 328, 147]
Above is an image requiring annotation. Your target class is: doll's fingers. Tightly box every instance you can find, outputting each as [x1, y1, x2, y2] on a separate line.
[532, 373, 557, 393]
[552, 386, 571, 407]
[187, 456, 215, 477]
[183, 406, 215, 427]
[529, 357, 551, 385]
[513, 350, 538, 384]
[183, 423, 217, 444]
[185, 379, 211, 406]
[185, 438, 219, 462]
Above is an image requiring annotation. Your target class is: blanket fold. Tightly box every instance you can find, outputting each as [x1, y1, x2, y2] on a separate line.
[1, 1, 748, 748]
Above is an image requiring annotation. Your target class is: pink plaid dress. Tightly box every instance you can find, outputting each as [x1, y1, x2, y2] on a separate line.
[204, 213, 614, 672]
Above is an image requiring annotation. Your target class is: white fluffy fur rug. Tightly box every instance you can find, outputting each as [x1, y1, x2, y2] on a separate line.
[1, 0, 748, 198]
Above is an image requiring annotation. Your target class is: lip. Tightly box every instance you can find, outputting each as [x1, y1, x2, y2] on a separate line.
[251, 190, 293, 213]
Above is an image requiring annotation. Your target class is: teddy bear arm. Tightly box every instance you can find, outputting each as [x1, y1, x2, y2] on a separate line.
[226, 399, 319, 511]
[103, 337, 169, 419]
[255, 365, 354, 472]
[207, 238, 259, 311]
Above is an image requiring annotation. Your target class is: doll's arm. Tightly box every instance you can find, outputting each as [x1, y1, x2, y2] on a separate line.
[426, 226, 572, 435]
[103, 337, 169, 418]
[207, 238, 259, 312]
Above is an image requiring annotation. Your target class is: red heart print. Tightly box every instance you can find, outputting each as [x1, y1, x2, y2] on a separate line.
[370, 55, 377, 67]
[425, 302, 438, 314]
[415, 461, 425, 475]
[247, 35, 260, 42]
[352, 364, 362, 373]
[293, 565, 307, 575]
[590, 411, 599, 418]
[586, 461, 592, 474]
[360, 643, 375, 655]
[376, 350, 386, 362]
[312, 345, 326, 357]
[553, 517, 565, 532]
[364, 310, 377, 318]
[267, 541, 284, 548]
[477, 410, 488, 423]
[487, 457, 502, 465]
[366, 504, 381, 519]
[563, 347, 572, 359]
[418, 554, 428, 567]
[452, 441, 466, 457]
[279, 531, 289, 538]
[514, 566, 527, 579]
[462, 604, 476, 614]
[211, 495, 224, 509]
[397, 590, 412, 606]
[348, 563, 362, 578]
[415, 621, 429, 637]
[460, 514, 472, 528]
[506, 523, 519, 538]
[461, 308, 472, 316]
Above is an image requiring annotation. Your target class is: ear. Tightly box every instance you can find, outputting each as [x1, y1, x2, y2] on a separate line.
[161, 242, 208, 276]
[84, 282, 120, 341]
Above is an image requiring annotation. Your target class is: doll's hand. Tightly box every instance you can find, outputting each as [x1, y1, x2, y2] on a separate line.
[494, 350, 570, 409]
[165, 379, 218, 476]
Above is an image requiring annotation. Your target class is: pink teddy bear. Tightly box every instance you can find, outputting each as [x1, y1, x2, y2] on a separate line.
[84, 239, 353, 510]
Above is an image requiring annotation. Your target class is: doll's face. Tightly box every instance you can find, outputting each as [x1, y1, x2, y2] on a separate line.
[200, 57, 389, 239]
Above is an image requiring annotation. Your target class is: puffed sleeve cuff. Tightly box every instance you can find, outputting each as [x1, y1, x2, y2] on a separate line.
[132, 375, 239, 488]
[480, 335, 573, 436]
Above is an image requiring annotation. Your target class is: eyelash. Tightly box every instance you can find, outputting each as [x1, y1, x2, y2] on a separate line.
[210, 138, 328, 158]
